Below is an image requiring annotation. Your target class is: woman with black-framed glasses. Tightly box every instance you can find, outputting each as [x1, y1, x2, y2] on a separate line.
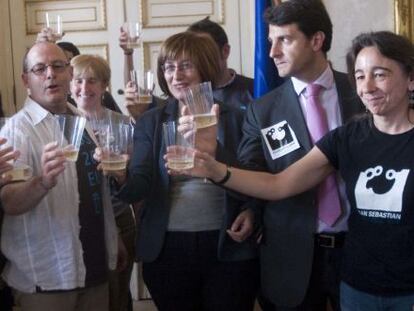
[96, 31, 259, 311]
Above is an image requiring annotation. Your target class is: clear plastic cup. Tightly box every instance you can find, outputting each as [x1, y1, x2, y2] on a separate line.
[184, 81, 217, 129]
[93, 113, 134, 171]
[163, 120, 195, 170]
[54, 114, 87, 162]
[122, 21, 141, 49]
[45, 12, 63, 40]
[0, 118, 33, 181]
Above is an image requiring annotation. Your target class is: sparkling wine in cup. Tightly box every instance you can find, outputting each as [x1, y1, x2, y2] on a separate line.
[184, 81, 217, 129]
[0, 118, 34, 181]
[54, 115, 86, 162]
[163, 120, 195, 170]
[99, 117, 134, 171]
[130, 70, 154, 105]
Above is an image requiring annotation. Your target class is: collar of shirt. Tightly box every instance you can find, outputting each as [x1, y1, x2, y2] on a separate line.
[24, 97, 54, 125]
[291, 64, 334, 97]
[24, 97, 83, 124]
[291, 65, 340, 131]
[23, 98, 100, 145]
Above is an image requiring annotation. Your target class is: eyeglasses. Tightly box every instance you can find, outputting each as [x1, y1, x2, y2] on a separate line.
[28, 61, 70, 76]
[161, 61, 194, 75]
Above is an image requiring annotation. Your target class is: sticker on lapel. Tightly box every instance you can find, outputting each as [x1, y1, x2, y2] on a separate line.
[261, 121, 300, 160]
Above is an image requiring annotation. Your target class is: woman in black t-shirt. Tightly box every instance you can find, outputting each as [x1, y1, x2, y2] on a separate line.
[175, 31, 414, 310]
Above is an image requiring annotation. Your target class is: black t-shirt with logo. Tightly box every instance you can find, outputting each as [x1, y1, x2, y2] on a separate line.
[77, 130, 107, 287]
[317, 117, 414, 296]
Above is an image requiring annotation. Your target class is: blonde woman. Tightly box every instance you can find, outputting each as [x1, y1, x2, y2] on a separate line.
[70, 54, 134, 311]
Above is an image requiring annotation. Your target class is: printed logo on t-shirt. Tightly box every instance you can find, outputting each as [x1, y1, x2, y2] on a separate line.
[354, 165, 409, 221]
[261, 121, 300, 160]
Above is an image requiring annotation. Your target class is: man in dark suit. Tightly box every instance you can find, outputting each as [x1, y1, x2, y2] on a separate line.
[238, 1, 363, 310]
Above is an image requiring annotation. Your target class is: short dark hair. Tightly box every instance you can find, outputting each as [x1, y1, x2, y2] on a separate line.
[57, 42, 80, 57]
[346, 31, 414, 86]
[157, 31, 221, 97]
[187, 17, 228, 50]
[264, 0, 332, 53]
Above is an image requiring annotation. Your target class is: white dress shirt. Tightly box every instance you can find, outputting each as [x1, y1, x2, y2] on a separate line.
[1, 97, 117, 293]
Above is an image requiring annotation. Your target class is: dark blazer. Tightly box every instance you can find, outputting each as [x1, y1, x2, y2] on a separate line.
[238, 71, 363, 307]
[118, 97, 258, 262]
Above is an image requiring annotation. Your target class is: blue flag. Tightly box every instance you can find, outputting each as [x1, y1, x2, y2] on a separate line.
[254, 0, 284, 98]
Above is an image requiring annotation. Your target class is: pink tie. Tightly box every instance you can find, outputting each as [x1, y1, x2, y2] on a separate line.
[306, 84, 341, 226]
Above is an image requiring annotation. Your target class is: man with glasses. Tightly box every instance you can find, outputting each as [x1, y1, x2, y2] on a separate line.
[0, 42, 118, 311]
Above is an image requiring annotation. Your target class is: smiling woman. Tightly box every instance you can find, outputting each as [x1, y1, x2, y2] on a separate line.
[108, 30, 260, 311]
[346, 31, 414, 134]
[177, 31, 414, 310]
[156, 31, 221, 101]
[70, 54, 110, 115]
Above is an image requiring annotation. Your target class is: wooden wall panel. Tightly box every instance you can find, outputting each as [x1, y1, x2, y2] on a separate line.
[25, 0, 106, 34]
[140, 0, 224, 28]
[395, 0, 414, 41]
[78, 44, 109, 60]
[143, 41, 162, 95]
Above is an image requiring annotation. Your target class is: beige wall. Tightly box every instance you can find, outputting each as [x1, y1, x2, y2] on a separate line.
[325, 0, 394, 72]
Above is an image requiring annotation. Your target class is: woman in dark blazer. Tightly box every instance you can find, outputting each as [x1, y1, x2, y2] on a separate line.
[109, 31, 258, 311]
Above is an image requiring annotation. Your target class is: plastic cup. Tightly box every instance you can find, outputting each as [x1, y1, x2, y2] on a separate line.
[184, 81, 217, 129]
[130, 70, 154, 105]
[163, 120, 195, 170]
[96, 114, 134, 171]
[45, 12, 63, 40]
[54, 115, 87, 162]
[122, 22, 141, 49]
[0, 118, 33, 181]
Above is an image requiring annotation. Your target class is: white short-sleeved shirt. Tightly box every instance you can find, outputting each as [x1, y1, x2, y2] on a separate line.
[1, 97, 117, 293]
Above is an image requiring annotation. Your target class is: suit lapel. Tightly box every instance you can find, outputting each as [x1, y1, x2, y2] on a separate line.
[281, 81, 313, 152]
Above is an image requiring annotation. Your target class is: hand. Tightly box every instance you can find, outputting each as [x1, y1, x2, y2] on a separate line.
[178, 104, 219, 156]
[124, 81, 149, 119]
[117, 235, 128, 272]
[41, 142, 66, 190]
[227, 209, 255, 243]
[124, 81, 139, 105]
[0, 138, 20, 186]
[119, 27, 133, 55]
[165, 149, 227, 181]
[36, 27, 64, 43]
[93, 147, 128, 184]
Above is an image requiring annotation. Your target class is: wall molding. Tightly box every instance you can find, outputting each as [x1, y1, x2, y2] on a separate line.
[140, 0, 224, 28]
[25, 0, 107, 34]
